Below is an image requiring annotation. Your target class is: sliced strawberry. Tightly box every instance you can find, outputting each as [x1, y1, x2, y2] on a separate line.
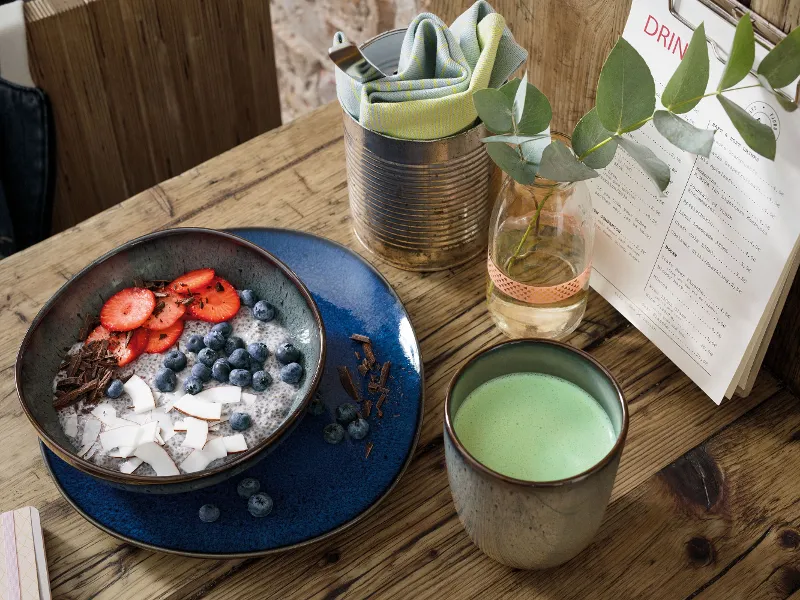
[168, 268, 215, 294]
[144, 320, 184, 353]
[142, 289, 187, 330]
[100, 287, 156, 332]
[187, 277, 241, 323]
[85, 325, 148, 366]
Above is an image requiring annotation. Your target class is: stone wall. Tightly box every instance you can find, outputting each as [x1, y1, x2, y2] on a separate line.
[270, 0, 429, 122]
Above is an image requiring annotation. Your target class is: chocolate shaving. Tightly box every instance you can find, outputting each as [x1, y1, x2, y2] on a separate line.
[215, 281, 225, 293]
[354, 351, 360, 361]
[350, 334, 371, 344]
[379, 361, 391, 388]
[376, 393, 387, 418]
[365, 442, 374, 459]
[56, 377, 83, 389]
[153, 292, 169, 298]
[378, 387, 390, 395]
[363, 399, 372, 418]
[159, 333, 167, 340]
[368, 381, 380, 394]
[65, 353, 81, 378]
[357, 362, 369, 376]
[78, 315, 100, 341]
[180, 297, 195, 306]
[54, 339, 117, 409]
[53, 380, 99, 409]
[363, 343, 376, 368]
[337, 366, 361, 402]
[152, 301, 166, 318]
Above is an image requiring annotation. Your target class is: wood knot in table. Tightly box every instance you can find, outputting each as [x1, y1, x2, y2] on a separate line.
[779, 528, 800, 550]
[660, 446, 725, 515]
[777, 566, 800, 596]
[685, 536, 716, 567]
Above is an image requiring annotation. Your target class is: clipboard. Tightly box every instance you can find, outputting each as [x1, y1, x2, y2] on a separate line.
[669, 0, 800, 104]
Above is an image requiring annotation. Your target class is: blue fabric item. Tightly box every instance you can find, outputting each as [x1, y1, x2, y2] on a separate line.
[43, 228, 424, 555]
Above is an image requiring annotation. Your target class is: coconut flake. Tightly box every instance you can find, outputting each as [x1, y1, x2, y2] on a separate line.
[222, 434, 248, 453]
[123, 412, 152, 425]
[202, 437, 228, 461]
[179, 450, 212, 474]
[194, 386, 241, 404]
[134, 442, 179, 476]
[173, 419, 188, 431]
[64, 410, 78, 437]
[182, 417, 209, 450]
[149, 409, 176, 441]
[241, 392, 257, 405]
[162, 393, 178, 412]
[123, 374, 156, 414]
[78, 419, 102, 456]
[120, 457, 143, 474]
[91, 403, 116, 422]
[155, 430, 165, 445]
[173, 396, 222, 421]
[99, 425, 141, 451]
[109, 447, 136, 458]
[83, 445, 99, 460]
[138, 421, 159, 445]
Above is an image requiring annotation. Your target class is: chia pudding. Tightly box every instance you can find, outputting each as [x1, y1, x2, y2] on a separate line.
[52, 270, 306, 477]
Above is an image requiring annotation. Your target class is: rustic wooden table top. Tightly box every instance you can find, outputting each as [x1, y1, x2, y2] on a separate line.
[1, 102, 798, 600]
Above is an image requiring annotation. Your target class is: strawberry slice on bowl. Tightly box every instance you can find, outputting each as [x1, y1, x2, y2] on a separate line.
[145, 320, 184, 354]
[142, 289, 187, 330]
[168, 268, 215, 294]
[85, 325, 148, 366]
[100, 287, 156, 332]
[187, 277, 241, 323]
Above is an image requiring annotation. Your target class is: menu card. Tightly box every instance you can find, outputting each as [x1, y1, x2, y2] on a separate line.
[589, 0, 800, 403]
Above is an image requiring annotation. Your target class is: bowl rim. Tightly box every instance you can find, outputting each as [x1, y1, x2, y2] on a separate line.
[15, 227, 327, 486]
[443, 338, 629, 488]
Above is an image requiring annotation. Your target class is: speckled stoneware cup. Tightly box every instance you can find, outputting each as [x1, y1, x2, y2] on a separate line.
[444, 339, 628, 569]
[16, 228, 325, 494]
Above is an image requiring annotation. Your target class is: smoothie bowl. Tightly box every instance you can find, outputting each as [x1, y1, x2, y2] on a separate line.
[16, 228, 325, 494]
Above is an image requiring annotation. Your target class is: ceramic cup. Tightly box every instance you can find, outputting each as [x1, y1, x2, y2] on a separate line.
[443, 339, 628, 569]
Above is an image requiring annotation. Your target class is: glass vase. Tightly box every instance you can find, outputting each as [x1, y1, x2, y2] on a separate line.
[487, 159, 594, 340]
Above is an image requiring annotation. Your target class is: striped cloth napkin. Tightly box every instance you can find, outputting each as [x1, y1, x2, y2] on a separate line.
[335, 1, 527, 140]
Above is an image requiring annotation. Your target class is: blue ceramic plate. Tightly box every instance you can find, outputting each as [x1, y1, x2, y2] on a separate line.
[42, 228, 424, 557]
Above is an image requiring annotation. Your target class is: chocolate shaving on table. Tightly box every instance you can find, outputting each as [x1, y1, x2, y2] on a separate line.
[354, 351, 360, 361]
[77, 315, 100, 341]
[379, 361, 391, 388]
[363, 343, 376, 368]
[365, 442, 374, 459]
[357, 362, 369, 376]
[376, 393, 387, 418]
[367, 381, 380, 394]
[350, 334, 371, 344]
[378, 386, 390, 395]
[337, 366, 361, 402]
[363, 399, 372, 418]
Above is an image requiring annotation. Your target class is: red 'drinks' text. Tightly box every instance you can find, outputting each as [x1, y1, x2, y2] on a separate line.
[643, 14, 689, 59]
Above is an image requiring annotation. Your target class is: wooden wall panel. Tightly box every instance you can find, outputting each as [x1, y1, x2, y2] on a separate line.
[24, 0, 282, 233]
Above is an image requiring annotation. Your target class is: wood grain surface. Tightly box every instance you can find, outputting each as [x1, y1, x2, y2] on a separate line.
[0, 102, 798, 599]
[24, 0, 282, 234]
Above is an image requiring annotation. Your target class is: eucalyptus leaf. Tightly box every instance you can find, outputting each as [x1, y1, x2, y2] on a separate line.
[473, 88, 513, 134]
[757, 74, 799, 112]
[662, 23, 709, 113]
[481, 135, 549, 144]
[718, 16, 755, 91]
[572, 108, 619, 168]
[618, 137, 671, 192]
[653, 111, 715, 157]
[485, 142, 538, 184]
[717, 95, 776, 159]
[596, 38, 656, 133]
[499, 78, 553, 135]
[513, 72, 528, 125]
[757, 26, 800, 89]
[537, 140, 599, 182]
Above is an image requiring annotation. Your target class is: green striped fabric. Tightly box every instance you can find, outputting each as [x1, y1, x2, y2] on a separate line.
[335, 1, 527, 140]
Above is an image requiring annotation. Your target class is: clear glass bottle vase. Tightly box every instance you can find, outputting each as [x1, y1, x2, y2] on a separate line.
[487, 164, 594, 340]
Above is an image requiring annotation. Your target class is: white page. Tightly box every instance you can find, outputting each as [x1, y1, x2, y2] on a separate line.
[589, 0, 800, 403]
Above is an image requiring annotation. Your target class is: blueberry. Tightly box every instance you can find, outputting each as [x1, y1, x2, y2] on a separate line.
[203, 330, 226, 351]
[253, 300, 275, 322]
[347, 418, 370, 440]
[186, 335, 205, 353]
[228, 348, 250, 369]
[163, 349, 187, 372]
[184, 376, 203, 395]
[211, 322, 232, 338]
[249, 357, 263, 374]
[239, 289, 258, 307]
[251, 370, 272, 392]
[247, 342, 269, 363]
[154, 368, 177, 392]
[280, 362, 303, 384]
[197, 347, 217, 367]
[237, 477, 260, 499]
[308, 394, 325, 416]
[247, 493, 273, 518]
[224, 336, 245, 356]
[230, 412, 252, 431]
[336, 402, 359, 425]
[192, 362, 212, 382]
[106, 379, 124, 399]
[212, 358, 231, 383]
[229, 369, 252, 387]
[323, 423, 345, 444]
[275, 342, 300, 365]
[199, 504, 220, 523]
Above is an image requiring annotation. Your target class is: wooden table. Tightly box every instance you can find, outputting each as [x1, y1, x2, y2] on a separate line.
[1, 102, 798, 600]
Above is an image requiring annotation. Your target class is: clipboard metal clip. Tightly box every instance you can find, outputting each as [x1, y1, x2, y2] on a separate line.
[669, 0, 800, 104]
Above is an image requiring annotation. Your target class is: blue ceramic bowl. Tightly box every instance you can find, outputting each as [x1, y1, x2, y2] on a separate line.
[15, 228, 326, 494]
